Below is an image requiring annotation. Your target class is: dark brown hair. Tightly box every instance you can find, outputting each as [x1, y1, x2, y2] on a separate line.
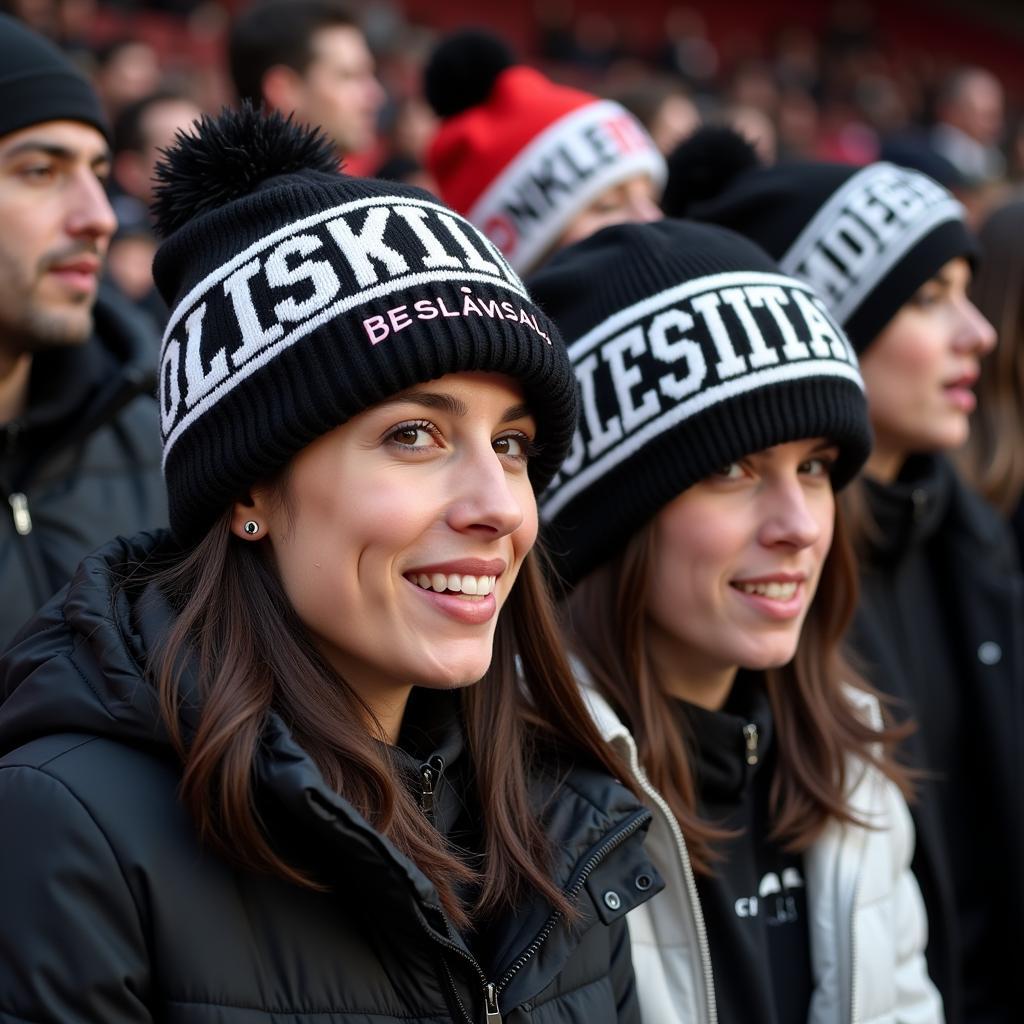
[956, 196, 1024, 515]
[564, 505, 912, 875]
[151, 508, 630, 930]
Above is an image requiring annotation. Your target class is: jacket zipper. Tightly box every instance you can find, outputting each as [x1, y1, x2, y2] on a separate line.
[418, 755, 444, 822]
[624, 736, 718, 1024]
[742, 723, 759, 766]
[421, 809, 651, 1023]
[9, 492, 32, 535]
[849, 872, 861, 1024]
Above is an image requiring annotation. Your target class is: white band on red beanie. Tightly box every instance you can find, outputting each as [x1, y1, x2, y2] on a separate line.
[779, 162, 964, 325]
[467, 100, 667, 274]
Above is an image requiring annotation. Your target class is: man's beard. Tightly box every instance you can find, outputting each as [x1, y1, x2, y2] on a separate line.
[0, 243, 99, 353]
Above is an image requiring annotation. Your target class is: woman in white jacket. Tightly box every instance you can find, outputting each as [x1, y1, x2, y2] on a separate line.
[528, 219, 943, 1024]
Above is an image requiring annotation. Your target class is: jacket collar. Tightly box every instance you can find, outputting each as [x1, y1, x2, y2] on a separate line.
[2, 289, 158, 479]
[862, 453, 953, 558]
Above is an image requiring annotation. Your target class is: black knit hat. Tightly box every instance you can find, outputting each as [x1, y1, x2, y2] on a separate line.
[152, 105, 576, 543]
[530, 219, 871, 586]
[0, 14, 108, 140]
[665, 127, 977, 352]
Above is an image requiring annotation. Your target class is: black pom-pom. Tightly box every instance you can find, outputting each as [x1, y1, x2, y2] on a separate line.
[662, 126, 761, 217]
[424, 29, 516, 118]
[151, 102, 339, 239]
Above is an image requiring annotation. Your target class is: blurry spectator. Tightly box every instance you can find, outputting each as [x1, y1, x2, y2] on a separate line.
[657, 6, 718, 92]
[931, 67, 1006, 185]
[727, 60, 779, 122]
[111, 90, 201, 218]
[722, 103, 777, 164]
[378, 94, 437, 167]
[373, 152, 435, 193]
[772, 24, 820, 93]
[92, 38, 162, 122]
[610, 76, 700, 156]
[228, 0, 385, 159]
[105, 89, 201, 325]
[0, 13, 164, 648]
[424, 30, 665, 275]
[775, 85, 820, 159]
[957, 196, 1024, 557]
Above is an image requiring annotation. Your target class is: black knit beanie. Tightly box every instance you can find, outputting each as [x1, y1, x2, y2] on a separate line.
[664, 127, 977, 353]
[152, 106, 576, 543]
[0, 14, 108, 140]
[530, 219, 871, 586]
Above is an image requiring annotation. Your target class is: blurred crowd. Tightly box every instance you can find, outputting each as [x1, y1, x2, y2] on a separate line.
[2, 0, 1023, 330]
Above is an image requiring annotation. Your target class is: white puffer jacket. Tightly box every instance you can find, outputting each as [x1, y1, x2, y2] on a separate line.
[580, 682, 944, 1024]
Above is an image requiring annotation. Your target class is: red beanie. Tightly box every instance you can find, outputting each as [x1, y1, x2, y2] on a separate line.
[426, 63, 666, 274]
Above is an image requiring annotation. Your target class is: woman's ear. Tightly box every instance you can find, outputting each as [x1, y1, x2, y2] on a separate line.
[229, 489, 273, 542]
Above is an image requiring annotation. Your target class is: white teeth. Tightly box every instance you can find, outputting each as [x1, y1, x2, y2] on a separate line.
[409, 573, 498, 596]
[738, 581, 798, 600]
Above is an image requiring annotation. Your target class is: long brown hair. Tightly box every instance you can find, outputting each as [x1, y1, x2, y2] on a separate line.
[564, 504, 912, 875]
[956, 196, 1024, 515]
[151, 509, 632, 930]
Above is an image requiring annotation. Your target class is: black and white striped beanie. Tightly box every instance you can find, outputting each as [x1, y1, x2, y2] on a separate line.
[665, 129, 977, 352]
[151, 106, 576, 543]
[530, 220, 872, 586]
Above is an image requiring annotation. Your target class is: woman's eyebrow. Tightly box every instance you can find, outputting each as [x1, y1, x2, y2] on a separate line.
[374, 395, 534, 422]
[501, 403, 533, 423]
[378, 392, 468, 416]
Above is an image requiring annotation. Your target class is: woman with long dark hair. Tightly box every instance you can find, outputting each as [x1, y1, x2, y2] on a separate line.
[956, 195, 1024, 554]
[0, 107, 660, 1024]
[673, 129, 1021, 1024]
[530, 219, 940, 1024]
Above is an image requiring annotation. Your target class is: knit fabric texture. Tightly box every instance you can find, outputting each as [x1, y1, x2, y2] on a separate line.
[688, 159, 976, 352]
[530, 220, 872, 586]
[153, 113, 576, 542]
[0, 13, 108, 140]
[426, 65, 666, 275]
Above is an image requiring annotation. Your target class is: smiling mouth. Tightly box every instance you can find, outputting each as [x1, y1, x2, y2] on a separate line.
[406, 572, 497, 597]
[730, 580, 801, 600]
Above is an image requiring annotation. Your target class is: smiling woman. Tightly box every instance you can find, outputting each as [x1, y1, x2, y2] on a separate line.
[530, 218, 940, 1024]
[0, 107, 661, 1024]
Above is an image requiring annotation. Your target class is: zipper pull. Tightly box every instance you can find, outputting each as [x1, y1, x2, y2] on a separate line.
[742, 723, 759, 766]
[419, 763, 435, 817]
[9, 492, 32, 536]
[484, 983, 501, 1023]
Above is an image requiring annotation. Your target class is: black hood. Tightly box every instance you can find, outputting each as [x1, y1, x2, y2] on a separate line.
[0, 530, 176, 756]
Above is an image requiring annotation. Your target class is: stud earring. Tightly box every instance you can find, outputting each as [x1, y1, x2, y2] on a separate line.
[243, 520, 260, 536]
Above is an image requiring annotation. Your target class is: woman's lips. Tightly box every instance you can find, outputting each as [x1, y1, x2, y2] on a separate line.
[729, 576, 807, 621]
[943, 375, 978, 413]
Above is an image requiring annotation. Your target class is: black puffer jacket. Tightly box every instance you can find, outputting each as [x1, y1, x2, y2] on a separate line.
[848, 454, 1024, 1024]
[0, 532, 662, 1024]
[0, 288, 166, 650]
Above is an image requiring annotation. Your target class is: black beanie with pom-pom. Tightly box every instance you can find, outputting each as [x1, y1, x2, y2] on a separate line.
[667, 126, 977, 352]
[152, 105, 576, 542]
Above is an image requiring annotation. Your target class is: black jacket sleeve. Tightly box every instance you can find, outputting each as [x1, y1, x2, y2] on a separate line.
[0, 765, 152, 1023]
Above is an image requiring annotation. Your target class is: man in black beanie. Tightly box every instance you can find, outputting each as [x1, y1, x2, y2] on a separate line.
[0, 13, 165, 648]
